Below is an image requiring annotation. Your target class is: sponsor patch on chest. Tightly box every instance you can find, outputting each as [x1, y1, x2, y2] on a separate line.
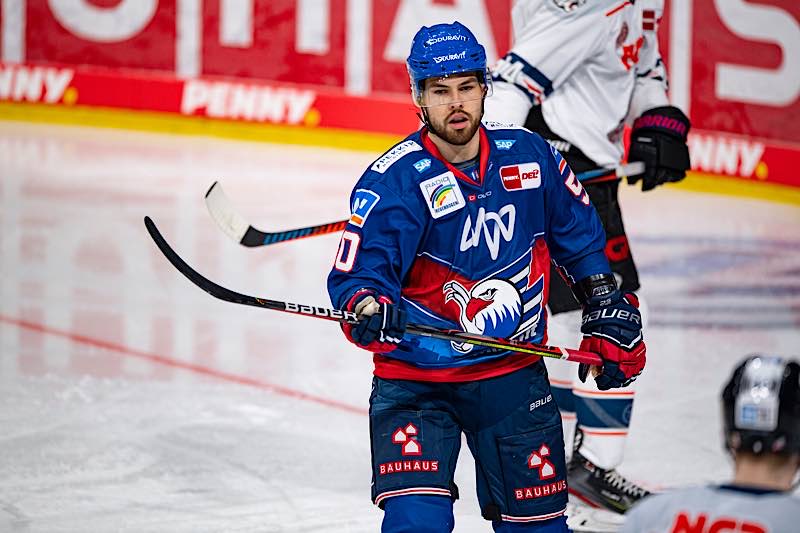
[494, 139, 516, 150]
[371, 140, 422, 174]
[500, 162, 541, 191]
[420, 171, 466, 219]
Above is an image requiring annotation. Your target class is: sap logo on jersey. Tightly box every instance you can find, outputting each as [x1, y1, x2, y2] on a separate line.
[413, 158, 432, 173]
[371, 140, 422, 174]
[420, 172, 466, 219]
[349, 189, 380, 227]
[494, 140, 516, 150]
[501, 163, 541, 191]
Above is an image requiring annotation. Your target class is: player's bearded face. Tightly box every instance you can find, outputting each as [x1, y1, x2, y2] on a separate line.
[421, 75, 484, 146]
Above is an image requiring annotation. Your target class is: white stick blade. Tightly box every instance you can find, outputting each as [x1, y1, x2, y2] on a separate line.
[204, 181, 251, 243]
[616, 161, 645, 177]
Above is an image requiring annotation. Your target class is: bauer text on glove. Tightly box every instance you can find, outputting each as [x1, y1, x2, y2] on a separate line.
[579, 290, 646, 391]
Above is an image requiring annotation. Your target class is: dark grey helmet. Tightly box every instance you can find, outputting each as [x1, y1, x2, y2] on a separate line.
[722, 355, 800, 455]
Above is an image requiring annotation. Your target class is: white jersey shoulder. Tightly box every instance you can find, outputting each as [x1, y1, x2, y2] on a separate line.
[485, 0, 668, 167]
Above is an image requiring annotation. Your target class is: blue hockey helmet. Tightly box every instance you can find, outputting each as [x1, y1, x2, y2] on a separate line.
[722, 354, 800, 456]
[407, 22, 492, 107]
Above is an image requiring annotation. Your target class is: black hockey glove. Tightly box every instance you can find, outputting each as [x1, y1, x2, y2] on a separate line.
[627, 105, 691, 191]
[343, 290, 407, 352]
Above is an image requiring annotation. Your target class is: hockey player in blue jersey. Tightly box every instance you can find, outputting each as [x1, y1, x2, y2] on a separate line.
[327, 22, 646, 532]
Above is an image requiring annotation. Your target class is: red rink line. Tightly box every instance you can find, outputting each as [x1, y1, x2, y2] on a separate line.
[0, 314, 366, 416]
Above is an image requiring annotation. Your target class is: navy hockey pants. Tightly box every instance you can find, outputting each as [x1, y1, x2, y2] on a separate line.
[369, 361, 569, 531]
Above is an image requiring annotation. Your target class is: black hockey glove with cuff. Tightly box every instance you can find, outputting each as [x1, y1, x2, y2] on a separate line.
[627, 105, 691, 191]
[342, 290, 407, 352]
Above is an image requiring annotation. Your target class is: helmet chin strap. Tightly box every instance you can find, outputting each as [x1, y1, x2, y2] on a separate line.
[417, 108, 434, 135]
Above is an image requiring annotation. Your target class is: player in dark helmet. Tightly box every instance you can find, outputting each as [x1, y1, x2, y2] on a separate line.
[622, 355, 800, 532]
[722, 355, 800, 457]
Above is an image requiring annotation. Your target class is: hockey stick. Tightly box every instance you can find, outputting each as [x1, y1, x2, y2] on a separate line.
[204, 162, 645, 248]
[144, 216, 602, 366]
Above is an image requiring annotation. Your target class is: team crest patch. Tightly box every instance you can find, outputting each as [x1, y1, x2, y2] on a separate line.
[494, 139, 516, 150]
[349, 189, 380, 227]
[500, 162, 541, 191]
[420, 172, 466, 219]
[442, 249, 545, 353]
[371, 140, 422, 174]
[413, 158, 432, 173]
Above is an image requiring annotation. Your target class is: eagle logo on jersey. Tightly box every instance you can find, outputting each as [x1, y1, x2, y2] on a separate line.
[444, 279, 522, 349]
[442, 250, 545, 353]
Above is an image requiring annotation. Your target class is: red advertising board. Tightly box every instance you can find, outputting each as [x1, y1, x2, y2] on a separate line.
[368, 0, 513, 93]
[25, 0, 178, 71]
[201, 0, 347, 87]
[0, 62, 418, 135]
[659, 0, 800, 144]
[1, 0, 798, 188]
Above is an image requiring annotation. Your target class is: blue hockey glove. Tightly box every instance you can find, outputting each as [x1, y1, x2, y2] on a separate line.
[343, 290, 407, 352]
[579, 291, 646, 390]
[628, 105, 691, 191]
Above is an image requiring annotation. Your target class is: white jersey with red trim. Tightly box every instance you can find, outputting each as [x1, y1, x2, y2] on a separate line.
[621, 484, 800, 533]
[485, 0, 668, 168]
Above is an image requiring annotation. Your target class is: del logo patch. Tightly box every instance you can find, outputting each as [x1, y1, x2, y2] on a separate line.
[349, 189, 380, 227]
[420, 172, 466, 219]
[501, 163, 541, 191]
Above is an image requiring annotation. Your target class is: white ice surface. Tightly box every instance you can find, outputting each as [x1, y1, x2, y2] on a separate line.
[1, 121, 798, 531]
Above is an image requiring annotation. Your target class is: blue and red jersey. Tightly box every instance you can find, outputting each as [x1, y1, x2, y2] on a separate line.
[327, 123, 610, 381]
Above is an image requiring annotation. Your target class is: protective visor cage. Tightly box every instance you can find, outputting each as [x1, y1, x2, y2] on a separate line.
[723, 354, 800, 455]
[407, 22, 492, 107]
[411, 69, 493, 108]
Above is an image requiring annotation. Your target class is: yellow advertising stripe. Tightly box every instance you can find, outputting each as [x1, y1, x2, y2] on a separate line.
[0, 101, 401, 154]
[1, 101, 799, 207]
[674, 171, 800, 206]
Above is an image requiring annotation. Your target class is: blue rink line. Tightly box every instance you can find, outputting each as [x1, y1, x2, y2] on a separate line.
[652, 303, 800, 313]
[632, 233, 800, 277]
[691, 285, 800, 297]
[638, 251, 763, 276]
[632, 235, 800, 249]
[649, 319, 798, 330]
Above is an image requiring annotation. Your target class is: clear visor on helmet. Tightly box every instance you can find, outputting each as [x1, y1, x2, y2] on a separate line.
[735, 356, 784, 432]
[412, 68, 493, 108]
